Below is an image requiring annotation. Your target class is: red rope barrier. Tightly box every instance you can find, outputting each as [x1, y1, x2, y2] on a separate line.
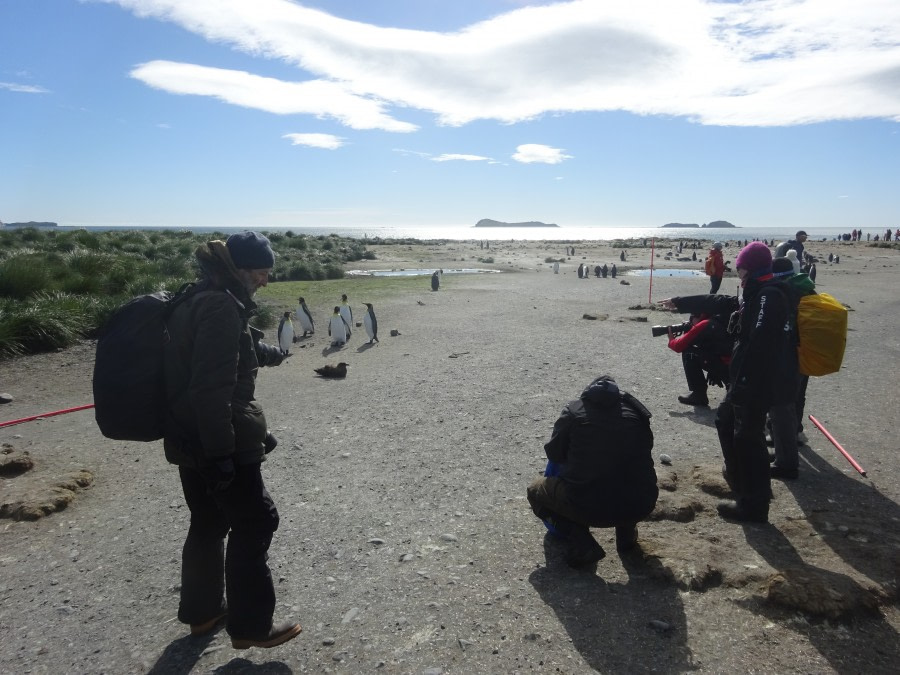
[0, 404, 95, 429]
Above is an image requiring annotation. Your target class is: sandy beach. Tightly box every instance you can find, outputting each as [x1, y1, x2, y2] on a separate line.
[1, 236, 899, 674]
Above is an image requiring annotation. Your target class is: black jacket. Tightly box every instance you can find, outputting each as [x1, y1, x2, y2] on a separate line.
[671, 278, 798, 408]
[162, 241, 283, 468]
[544, 377, 658, 523]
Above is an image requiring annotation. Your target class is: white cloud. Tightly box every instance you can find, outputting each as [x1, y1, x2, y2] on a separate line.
[283, 132, 345, 149]
[512, 144, 572, 164]
[431, 153, 492, 162]
[108, 0, 900, 127]
[130, 61, 417, 132]
[0, 82, 49, 93]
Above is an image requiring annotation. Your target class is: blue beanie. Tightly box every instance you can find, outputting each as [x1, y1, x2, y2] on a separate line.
[226, 231, 275, 269]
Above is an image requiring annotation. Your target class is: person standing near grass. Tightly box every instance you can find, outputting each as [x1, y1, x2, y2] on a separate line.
[163, 231, 302, 650]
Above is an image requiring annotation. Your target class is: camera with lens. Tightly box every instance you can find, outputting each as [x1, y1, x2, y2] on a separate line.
[651, 320, 691, 338]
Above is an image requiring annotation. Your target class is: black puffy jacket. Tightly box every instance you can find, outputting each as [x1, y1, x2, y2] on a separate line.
[162, 241, 283, 468]
[544, 377, 658, 523]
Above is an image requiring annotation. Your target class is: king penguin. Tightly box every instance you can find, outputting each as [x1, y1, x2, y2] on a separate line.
[296, 296, 315, 336]
[277, 311, 294, 355]
[362, 303, 379, 344]
[339, 294, 353, 335]
[329, 306, 350, 346]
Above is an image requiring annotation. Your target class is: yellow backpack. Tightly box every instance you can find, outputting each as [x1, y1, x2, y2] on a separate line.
[796, 292, 847, 376]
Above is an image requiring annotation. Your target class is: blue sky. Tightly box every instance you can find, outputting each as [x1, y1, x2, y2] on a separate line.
[2, 0, 898, 230]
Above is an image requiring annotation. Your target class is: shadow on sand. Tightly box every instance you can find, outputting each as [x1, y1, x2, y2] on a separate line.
[149, 633, 294, 674]
[738, 444, 900, 673]
[529, 533, 697, 674]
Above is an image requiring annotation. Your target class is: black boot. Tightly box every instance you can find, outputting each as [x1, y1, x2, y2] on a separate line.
[678, 391, 709, 406]
[615, 524, 638, 552]
[716, 499, 768, 523]
[565, 529, 606, 568]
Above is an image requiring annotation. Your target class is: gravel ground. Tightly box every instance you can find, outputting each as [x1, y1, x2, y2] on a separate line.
[1, 237, 898, 674]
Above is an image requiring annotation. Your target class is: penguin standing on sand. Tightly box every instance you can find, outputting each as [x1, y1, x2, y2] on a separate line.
[296, 296, 314, 336]
[362, 303, 379, 344]
[277, 311, 294, 355]
[553, 261, 559, 274]
[431, 271, 440, 291]
[339, 294, 353, 336]
[329, 306, 351, 346]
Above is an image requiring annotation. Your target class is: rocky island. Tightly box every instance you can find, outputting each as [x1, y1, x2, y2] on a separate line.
[474, 219, 559, 228]
[661, 220, 736, 228]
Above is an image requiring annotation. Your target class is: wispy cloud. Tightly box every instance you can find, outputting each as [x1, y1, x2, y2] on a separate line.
[130, 61, 417, 132]
[107, 0, 900, 128]
[512, 144, 572, 164]
[283, 132, 346, 149]
[431, 153, 492, 162]
[0, 82, 49, 94]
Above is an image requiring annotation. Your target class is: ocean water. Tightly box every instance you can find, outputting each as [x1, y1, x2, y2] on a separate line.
[68, 223, 855, 243]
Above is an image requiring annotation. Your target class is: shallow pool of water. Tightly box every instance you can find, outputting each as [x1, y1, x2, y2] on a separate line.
[346, 268, 502, 277]
[628, 268, 705, 278]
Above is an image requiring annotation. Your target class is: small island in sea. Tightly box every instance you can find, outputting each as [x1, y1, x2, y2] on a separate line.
[474, 219, 559, 228]
[661, 220, 736, 228]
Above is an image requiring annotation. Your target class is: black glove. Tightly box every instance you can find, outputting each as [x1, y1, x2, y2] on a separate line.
[201, 458, 236, 493]
[264, 432, 278, 454]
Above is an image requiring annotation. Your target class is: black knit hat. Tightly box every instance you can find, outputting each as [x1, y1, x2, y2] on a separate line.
[226, 231, 275, 269]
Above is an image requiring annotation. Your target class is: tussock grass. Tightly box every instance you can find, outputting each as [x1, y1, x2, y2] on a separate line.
[0, 227, 377, 357]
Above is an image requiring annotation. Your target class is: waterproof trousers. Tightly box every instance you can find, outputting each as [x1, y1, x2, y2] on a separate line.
[178, 462, 279, 638]
[715, 400, 771, 513]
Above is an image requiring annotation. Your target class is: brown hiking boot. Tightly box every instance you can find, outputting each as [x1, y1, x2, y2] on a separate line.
[231, 622, 302, 650]
[189, 612, 227, 636]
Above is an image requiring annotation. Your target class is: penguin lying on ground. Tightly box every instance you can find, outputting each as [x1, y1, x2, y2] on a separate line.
[314, 362, 349, 378]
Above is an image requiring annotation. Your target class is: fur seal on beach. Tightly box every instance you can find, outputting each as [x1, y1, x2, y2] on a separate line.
[277, 311, 294, 354]
[296, 297, 314, 336]
[363, 303, 379, 344]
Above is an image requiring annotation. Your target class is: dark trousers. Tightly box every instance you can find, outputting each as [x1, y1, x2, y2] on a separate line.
[178, 462, 279, 638]
[796, 375, 809, 432]
[682, 351, 729, 395]
[715, 400, 771, 511]
[769, 401, 798, 470]
[526, 476, 641, 541]
[709, 275, 723, 294]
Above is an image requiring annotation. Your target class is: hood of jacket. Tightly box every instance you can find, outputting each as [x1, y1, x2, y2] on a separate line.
[580, 375, 620, 407]
[194, 240, 258, 313]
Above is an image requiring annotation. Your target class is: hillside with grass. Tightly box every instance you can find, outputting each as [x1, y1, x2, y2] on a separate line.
[0, 228, 373, 358]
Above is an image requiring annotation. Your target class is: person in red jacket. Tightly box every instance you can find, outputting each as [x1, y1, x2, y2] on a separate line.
[705, 242, 725, 293]
[667, 312, 733, 407]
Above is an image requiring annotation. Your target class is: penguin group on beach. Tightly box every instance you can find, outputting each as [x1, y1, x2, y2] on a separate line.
[277, 311, 294, 355]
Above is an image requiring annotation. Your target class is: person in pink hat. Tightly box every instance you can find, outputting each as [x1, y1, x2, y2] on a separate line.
[715, 241, 797, 522]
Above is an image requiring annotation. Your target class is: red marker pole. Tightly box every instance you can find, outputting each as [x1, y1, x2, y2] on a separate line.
[0, 403, 95, 429]
[808, 414, 867, 477]
[648, 238, 656, 304]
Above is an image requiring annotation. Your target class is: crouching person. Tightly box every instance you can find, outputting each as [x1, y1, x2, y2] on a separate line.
[527, 376, 658, 568]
